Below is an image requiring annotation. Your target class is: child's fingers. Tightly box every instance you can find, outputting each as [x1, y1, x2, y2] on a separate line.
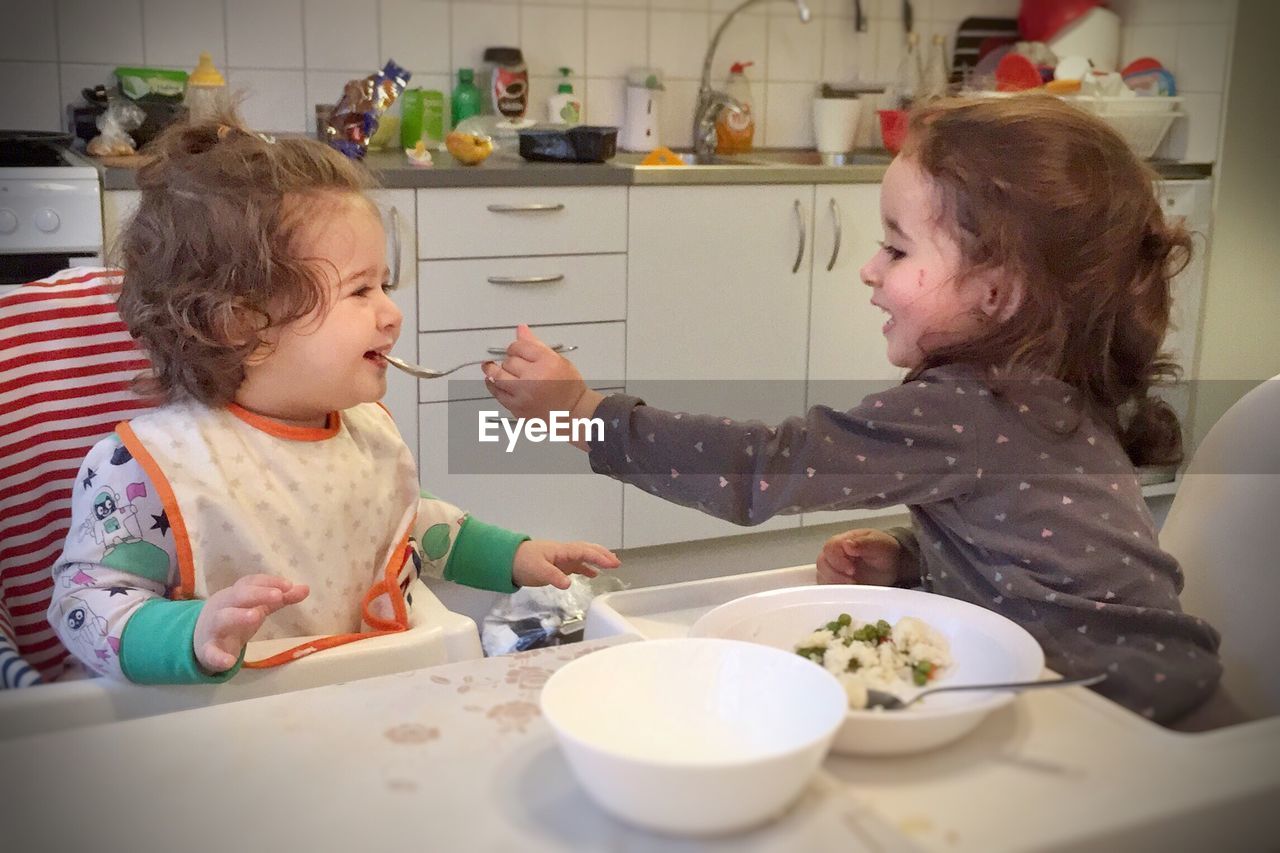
[279, 583, 309, 607]
[535, 561, 573, 590]
[505, 339, 550, 362]
[498, 354, 537, 378]
[198, 643, 239, 673]
[558, 542, 620, 568]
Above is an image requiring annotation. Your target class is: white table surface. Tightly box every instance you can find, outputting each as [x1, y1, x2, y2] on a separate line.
[2, 579, 1278, 852]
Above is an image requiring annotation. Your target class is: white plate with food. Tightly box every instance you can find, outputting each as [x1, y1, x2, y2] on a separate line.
[689, 585, 1046, 756]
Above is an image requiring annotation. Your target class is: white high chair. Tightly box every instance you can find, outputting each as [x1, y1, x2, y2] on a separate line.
[0, 269, 482, 741]
[1160, 374, 1280, 721]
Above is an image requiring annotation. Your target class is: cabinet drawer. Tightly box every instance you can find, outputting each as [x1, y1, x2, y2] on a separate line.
[416, 186, 627, 259]
[418, 253, 625, 331]
[418, 321, 625, 403]
[419, 399, 624, 548]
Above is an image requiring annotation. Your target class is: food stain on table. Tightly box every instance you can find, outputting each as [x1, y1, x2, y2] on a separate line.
[383, 723, 440, 744]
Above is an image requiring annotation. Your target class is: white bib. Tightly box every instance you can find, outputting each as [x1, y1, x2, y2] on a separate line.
[120, 401, 420, 665]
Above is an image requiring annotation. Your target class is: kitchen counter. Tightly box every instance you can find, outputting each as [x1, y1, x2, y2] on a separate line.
[98, 148, 1213, 191]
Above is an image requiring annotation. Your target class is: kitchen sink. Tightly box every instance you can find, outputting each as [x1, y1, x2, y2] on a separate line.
[610, 151, 764, 167]
[750, 150, 894, 166]
[609, 149, 892, 168]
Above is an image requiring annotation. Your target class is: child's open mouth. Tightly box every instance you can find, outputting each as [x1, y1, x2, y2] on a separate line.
[364, 349, 387, 364]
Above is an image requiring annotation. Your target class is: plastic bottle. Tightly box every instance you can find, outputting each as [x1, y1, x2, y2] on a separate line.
[714, 61, 755, 155]
[922, 34, 951, 101]
[891, 32, 924, 110]
[547, 67, 582, 125]
[450, 68, 482, 127]
[184, 52, 226, 123]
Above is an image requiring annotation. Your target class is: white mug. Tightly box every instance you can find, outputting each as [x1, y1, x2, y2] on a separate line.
[811, 97, 862, 154]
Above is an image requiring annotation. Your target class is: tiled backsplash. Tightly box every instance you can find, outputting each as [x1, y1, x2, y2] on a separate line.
[0, 0, 1235, 161]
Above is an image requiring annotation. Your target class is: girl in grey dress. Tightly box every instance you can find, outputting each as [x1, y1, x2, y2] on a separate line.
[484, 95, 1221, 725]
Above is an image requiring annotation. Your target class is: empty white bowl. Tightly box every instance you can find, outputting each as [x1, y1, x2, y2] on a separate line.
[690, 586, 1046, 756]
[539, 638, 847, 836]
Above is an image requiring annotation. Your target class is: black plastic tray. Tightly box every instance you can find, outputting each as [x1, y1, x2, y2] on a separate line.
[518, 125, 618, 163]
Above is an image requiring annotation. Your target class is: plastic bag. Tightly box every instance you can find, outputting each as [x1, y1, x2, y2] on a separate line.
[322, 59, 409, 159]
[481, 574, 626, 656]
[86, 97, 145, 157]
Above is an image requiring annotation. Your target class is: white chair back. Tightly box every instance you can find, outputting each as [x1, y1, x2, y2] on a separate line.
[1161, 376, 1280, 719]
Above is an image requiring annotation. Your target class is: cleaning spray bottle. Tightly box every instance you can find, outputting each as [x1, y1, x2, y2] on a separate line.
[714, 61, 755, 155]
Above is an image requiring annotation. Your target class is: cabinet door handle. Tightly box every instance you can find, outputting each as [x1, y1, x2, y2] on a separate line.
[388, 205, 402, 287]
[485, 274, 565, 285]
[792, 199, 806, 274]
[486, 343, 577, 356]
[486, 203, 566, 213]
[826, 197, 842, 272]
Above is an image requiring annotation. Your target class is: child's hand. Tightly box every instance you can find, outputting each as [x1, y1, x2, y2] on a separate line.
[193, 574, 309, 673]
[483, 324, 601, 424]
[512, 540, 621, 590]
[816, 529, 903, 587]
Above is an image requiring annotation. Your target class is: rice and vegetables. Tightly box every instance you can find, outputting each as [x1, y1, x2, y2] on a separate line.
[795, 613, 952, 710]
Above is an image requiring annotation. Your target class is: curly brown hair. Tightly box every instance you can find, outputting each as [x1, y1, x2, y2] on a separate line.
[116, 109, 376, 407]
[900, 95, 1193, 466]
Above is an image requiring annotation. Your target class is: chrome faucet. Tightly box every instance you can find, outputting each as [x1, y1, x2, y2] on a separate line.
[693, 0, 811, 163]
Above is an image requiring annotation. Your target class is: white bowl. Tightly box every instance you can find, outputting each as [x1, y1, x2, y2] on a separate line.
[690, 586, 1046, 756]
[539, 638, 847, 836]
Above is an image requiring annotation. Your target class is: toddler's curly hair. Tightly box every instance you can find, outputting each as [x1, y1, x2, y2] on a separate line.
[116, 110, 376, 406]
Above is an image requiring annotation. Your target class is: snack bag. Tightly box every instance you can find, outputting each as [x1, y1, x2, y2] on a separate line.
[322, 60, 410, 159]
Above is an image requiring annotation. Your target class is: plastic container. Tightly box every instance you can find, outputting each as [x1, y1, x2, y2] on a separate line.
[114, 66, 188, 102]
[547, 67, 582, 125]
[183, 52, 226, 123]
[877, 108, 908, 155]
[714, 61, 755, 154]
[1070, 95, 1183, 158]
[517, 125, 617, 163]
[451, 68, 483, 126]
[401, 88, 445, 149]
[484, 46, 528, 120]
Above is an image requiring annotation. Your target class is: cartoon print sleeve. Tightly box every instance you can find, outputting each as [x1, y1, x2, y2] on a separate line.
[414, 491, 526, 594]
[586, 373, 989, 526]
[48, 434, 235, 684]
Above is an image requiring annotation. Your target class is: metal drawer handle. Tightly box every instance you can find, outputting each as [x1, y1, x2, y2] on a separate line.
[792, 199, 806, 274]
[485, 274, 565, 285]
[486, 203, 566, 213]
[826, 197, 842, 272]
[388, 205, 401, 287]
[486, 343, 577, 356]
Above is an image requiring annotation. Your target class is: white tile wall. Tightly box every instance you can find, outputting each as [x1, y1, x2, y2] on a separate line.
[0, 0, 1235, 163]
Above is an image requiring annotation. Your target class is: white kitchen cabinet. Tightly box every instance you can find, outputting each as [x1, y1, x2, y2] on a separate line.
[370, 189, 419, 447]
[624, 184, 815, 548]
[413, 188, 625, 548]
[802, 183, 908, 529]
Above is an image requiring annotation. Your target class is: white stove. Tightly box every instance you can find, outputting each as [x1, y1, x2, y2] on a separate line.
[0, 131, 104, 289]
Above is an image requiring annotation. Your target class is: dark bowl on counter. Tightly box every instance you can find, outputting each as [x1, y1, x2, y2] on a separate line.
[518, 125, 618, 163]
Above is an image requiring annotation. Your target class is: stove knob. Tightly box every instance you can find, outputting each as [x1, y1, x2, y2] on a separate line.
[0, 209, 17, 234]
[35, 208, 60, 233]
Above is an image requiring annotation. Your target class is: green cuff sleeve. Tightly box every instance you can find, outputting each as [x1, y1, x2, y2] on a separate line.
[443, 517, 528, 594]
[119, 599, 245, 685]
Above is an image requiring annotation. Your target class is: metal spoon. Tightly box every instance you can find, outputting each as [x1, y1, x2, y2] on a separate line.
[381, 345, 578, 380]
[864, 672, 1107, 711]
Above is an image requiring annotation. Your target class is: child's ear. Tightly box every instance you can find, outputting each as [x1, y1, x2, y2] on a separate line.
[978, 271, 1023, 322]
[224, 301, 273, 353]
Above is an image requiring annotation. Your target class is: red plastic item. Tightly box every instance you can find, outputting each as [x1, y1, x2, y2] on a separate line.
[878, 109, 908, 155]
[1018, 0, 1102, 43]
[1120, 56, 1164, 76]
[995, 53, 1043, 92]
